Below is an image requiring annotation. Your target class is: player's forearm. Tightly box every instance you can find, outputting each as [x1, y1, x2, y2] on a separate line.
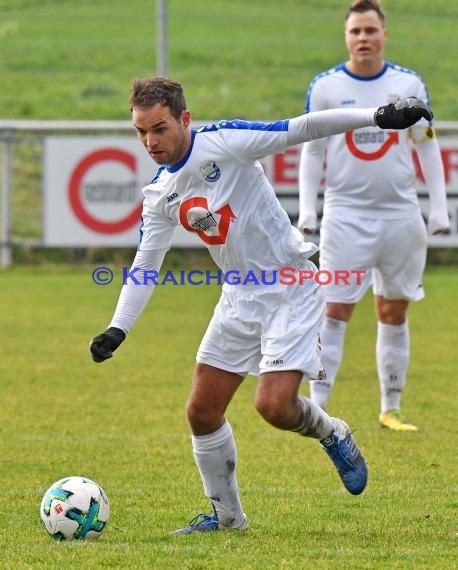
[108, 248, 167, 333]
[297, 139, 326, 232]
[287, 108, 377, 146]
[415, 138, 450, 233]
[416, 138, 447, 203]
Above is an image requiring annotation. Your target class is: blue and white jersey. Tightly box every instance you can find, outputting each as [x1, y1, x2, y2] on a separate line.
[139, 120, 317, 274]
[304, 61, 432, 217]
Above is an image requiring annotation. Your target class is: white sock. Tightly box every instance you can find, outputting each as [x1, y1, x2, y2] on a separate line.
[291, 396, 334, 440]
[376, 321, 409, 414]
[192, 421, 245, 528]
[310, 317, 348, 409]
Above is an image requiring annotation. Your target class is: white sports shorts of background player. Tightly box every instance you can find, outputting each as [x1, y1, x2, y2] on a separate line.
[319, 212, 428, 303]
[197, 259, 327, 379]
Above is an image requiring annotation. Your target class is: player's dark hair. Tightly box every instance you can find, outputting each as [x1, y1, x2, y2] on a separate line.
[129, 77, 187, 120]
[345, 0, 385, 23]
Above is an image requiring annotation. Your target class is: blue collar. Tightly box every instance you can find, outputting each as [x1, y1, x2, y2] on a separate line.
[342, 61, 388, 81]
[166, 130, 196, 173]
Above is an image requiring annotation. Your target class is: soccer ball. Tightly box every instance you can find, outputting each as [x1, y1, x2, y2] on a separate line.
[40, 476, 110, 540]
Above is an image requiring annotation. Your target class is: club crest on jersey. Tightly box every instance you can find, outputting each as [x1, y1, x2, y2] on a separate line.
[199, 160, 221, 183]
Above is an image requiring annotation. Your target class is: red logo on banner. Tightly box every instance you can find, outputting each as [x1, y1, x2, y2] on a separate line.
[69, 148, 143, 234]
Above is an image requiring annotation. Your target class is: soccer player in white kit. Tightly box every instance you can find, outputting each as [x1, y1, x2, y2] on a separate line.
[90, 77, 431, 533]
[298, 0, 449, 431]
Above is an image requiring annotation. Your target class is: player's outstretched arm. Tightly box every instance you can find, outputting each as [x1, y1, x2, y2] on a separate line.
[374, 97, 433, 129]
[287, 97, 433, 147]
[298, 138, 326, 234]
[89, 247, 168, 363]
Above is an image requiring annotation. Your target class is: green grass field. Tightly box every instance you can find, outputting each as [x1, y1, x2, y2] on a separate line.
[0, 265, 456, 569]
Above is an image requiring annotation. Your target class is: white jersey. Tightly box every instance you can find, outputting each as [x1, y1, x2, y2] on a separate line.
[305, 61, 431, 218]
[108, 108, 382, 333]
[139, 120, 317, 275]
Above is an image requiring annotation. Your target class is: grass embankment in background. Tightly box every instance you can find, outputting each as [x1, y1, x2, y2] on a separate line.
[1, 0, 457, 121]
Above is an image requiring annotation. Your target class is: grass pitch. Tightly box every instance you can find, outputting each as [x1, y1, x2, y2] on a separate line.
[0, 265, 456, 569]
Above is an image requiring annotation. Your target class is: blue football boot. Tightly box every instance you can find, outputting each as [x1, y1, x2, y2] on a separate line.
[175, 506, 248, 535]
[321, 418, 368, 495]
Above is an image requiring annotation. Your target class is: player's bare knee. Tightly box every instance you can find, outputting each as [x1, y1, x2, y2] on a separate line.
[327, 302, 354, 321]
[185, 400, 223, 434]
[255, 395, 290, 428]
[186, 401, 208, 426]
[375, 297, 408, 324]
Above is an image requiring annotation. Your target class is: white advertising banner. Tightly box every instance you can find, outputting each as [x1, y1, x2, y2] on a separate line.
[43, 137, 202, 247]
[44, 135, 458, 247]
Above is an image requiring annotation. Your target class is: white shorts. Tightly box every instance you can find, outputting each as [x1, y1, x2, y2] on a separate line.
[196, 260, 326, 380]
[319, 212, 427, 303]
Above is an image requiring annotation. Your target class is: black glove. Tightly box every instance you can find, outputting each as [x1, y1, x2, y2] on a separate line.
[374, 97, 433, 129]
[90, 327, 126, 363]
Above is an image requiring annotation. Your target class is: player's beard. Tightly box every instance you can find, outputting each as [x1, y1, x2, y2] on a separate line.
[150, 130, 191, 166]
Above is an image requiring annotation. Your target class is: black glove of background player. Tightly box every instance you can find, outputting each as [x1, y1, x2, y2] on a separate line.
[90, 327, 126, 362]
[374, 97, 433, 129]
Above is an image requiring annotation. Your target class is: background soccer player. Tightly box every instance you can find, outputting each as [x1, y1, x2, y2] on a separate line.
[298, 0, 449, 430]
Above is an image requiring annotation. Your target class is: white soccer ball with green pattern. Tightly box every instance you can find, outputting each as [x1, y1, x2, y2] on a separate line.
[40, 476, 110, 540]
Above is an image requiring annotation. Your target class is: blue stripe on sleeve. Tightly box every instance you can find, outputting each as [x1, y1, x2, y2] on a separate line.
[196, 119, 289, 133]
[385, 62, 431, 106]
[305, 64, 346, 113]
[138, 216, 144, 246]
[150, 165, 166, 183]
